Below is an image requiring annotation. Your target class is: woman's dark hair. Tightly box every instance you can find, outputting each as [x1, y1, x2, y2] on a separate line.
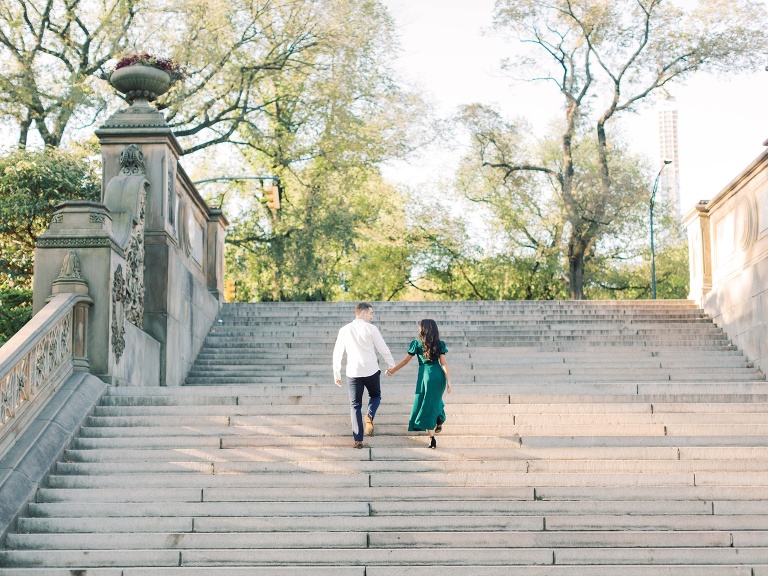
[419, 319, 441, 361]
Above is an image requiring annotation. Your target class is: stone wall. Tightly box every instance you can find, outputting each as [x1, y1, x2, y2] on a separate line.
[685, 148, 768, 372]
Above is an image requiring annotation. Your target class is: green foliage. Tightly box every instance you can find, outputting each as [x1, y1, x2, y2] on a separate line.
[585, 202, 689, 300]
[490, 0, 768, 298]
[217, 0, 426, 302]
[0, 288, 33, 346]
[0, 148, 100, 288]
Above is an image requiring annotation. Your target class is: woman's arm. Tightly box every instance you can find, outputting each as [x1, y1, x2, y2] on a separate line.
[386, 354, 413, 376]
[440, 354, 452, 393]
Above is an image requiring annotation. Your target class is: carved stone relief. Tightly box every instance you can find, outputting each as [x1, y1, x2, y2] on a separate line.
[124, 183, 146, 327]
[735, 194, 758, 252]
[57, 250, 84, 281]
[167, 155, 176, 226]
[51, 213, 63, 224]
[119, 143, 147, 175]
[89, 212, 106, 224]
[111, 264, 126, 364]
[104, 143, 148, 328]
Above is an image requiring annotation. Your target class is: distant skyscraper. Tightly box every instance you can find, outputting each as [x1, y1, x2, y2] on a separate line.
[658, 96, 680, 215]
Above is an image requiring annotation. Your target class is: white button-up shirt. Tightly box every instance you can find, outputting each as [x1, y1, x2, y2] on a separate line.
[333, 319, 395, 381]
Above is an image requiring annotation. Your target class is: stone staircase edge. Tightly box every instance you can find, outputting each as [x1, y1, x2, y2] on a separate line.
[0, 373, 108, 545]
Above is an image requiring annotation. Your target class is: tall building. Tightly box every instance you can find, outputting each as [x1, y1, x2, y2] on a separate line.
[658, 96, 680, 215]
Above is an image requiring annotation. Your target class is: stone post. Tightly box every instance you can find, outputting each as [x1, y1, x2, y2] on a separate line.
[49, 250, 93, 372]
[684, 200, 712, 306]
[34, 202, 120, 377]
[207, 209, 229, 300]
[93, 70, 226, 385]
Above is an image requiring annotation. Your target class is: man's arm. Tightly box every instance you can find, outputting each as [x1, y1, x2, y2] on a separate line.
[372, 325, 396, 369]
[332, 327, 346, 385]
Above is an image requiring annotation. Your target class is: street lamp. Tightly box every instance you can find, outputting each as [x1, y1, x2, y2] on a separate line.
[650, 159, 673, 300]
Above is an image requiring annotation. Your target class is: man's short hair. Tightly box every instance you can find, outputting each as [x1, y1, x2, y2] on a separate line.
[355, 302, 372, 316]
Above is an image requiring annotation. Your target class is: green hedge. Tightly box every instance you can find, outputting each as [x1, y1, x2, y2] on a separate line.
[0, 288, 33, 346]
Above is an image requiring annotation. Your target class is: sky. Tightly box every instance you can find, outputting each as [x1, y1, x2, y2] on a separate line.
[379, 0, 768, 215]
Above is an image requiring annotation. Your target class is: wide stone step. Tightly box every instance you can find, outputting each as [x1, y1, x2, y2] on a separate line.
[59, 445, 768, 463]
[3, 530, 739, 550]
[51, 458, 768, 475]
[0, 567, 763, 576]
[3, 546, 767, 567]
[82, 412, 768, 428]
[19, 514, 768, 535]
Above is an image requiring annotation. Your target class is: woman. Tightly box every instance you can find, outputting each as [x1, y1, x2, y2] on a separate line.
[386, 319, 452, 448]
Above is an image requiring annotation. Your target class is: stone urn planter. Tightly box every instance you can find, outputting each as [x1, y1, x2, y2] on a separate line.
[110, 65, 171, 103]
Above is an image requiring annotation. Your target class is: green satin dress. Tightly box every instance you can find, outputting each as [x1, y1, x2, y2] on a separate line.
[407, 339, 448, 432]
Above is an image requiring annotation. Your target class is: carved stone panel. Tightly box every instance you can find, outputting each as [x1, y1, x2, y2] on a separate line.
[111, 264, 126, 364]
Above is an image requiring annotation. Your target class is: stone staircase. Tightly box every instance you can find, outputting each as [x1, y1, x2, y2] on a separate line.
[2, 300, 768, 575]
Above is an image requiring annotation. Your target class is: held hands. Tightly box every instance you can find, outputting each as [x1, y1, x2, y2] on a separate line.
[385, 368, 396, 377]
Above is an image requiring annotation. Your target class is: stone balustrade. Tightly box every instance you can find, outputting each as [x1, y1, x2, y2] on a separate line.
[685, 146, 768, 372]
[0, 292, 91, 457]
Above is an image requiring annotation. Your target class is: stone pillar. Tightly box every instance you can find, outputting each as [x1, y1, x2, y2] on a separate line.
[31, 67, 225, 387]
[684, 200, 712, 306]
[94, 93, 225, 385]
[207, 209, 228, 301]
[34, 202, 121, 377]
[49, 250, 93, 372]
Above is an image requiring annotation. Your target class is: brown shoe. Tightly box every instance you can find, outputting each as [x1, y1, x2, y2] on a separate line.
[364, 415, 374, 436]
[354, 441, 364, 449]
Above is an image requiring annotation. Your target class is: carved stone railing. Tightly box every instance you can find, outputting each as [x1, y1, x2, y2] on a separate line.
[0, 293, 91, 454]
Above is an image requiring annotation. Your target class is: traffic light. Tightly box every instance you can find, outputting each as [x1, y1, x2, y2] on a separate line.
[224, 278, 236, 302]
[265, 182, 280, 211]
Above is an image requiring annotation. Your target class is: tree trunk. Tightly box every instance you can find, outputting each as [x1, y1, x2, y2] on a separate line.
[568, 238, 587, 300]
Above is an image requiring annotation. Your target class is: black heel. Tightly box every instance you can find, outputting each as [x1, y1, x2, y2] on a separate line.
[429, 436, 436, 449]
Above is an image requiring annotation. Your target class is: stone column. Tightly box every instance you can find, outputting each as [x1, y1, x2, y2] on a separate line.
[95, 85, 225, 385]
[684, 200, 712, 306]
[34, 202, 122, 377]
[207, 209, 229, 301]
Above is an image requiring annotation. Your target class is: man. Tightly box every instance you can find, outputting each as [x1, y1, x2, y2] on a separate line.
[333, 302, 395, 448]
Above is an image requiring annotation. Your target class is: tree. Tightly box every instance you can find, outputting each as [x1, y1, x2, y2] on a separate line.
[0, 0, 141, 147]
[0, 287, 33, 346]
[456, 102, 650, 299]
[0, 147, 99, 342]
[0, 147, 100, 288]
[0, 0, 334, 152]
[586, 197, 689, 299]
[491, 0, 768, 298]
[216, 0, 427, 301]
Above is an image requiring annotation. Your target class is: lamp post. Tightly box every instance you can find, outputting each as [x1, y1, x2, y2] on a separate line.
[650, 160, 673, 300]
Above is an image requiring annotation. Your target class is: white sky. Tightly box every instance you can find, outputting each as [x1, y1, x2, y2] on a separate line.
[379, 0, 768, 214]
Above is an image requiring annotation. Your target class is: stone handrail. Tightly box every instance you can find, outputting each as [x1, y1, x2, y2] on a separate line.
[0, 293, 91, 444]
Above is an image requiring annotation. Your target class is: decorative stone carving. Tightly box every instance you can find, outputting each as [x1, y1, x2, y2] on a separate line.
[167, 155, 176, 226]
[57, 250, 84, 281]
[51, 250, 89, 296]
[119, 144, 147, 175]
[51, 213, 63, 224]
[104, 144, 148, 328]
[89, 212, 106, 224]
[735, 194, 758, 252]
[111, 265, 126, 364]
[37, 237, 118, 250]
[124, 187, 146, 327]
